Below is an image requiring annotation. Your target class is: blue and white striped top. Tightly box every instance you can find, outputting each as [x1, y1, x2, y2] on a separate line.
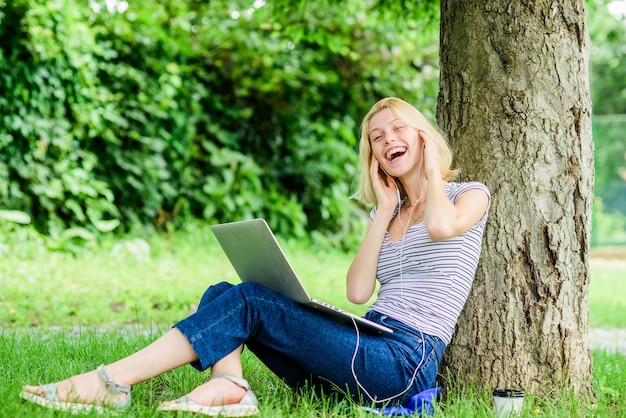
[367, 181, 490, 345]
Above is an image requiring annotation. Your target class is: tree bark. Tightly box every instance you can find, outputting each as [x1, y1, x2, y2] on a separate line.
[437, 0, 594, 397]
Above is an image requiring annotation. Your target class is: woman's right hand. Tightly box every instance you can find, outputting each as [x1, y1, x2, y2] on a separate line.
[370, 158, 399, 213]
[347, 158, 398, 304]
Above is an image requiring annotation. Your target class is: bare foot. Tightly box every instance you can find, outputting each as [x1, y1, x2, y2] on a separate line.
[22, 369, 128, 406]
[163, 375, 247, 407]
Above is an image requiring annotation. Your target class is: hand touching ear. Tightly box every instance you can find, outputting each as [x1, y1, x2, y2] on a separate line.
[370, 157, 400, 211]
[419, 130, 442, 180]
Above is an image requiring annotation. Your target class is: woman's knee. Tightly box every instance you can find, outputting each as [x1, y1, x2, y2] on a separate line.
[198, 281, 271, 308]
[236, 281, 270, 294]
[198, 281, 236, 308]
[233, 282, 285, 304]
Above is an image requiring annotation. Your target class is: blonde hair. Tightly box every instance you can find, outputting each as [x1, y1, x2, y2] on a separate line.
[353, 97, 459, 205]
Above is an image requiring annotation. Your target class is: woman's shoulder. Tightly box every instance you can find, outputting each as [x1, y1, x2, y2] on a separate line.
[446, 181, 490, 198]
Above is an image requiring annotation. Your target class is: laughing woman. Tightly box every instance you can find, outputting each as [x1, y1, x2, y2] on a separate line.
[21, 97, 489, 416]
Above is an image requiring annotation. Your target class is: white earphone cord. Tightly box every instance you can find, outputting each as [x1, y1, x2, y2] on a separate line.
[350, 167, 426, 403]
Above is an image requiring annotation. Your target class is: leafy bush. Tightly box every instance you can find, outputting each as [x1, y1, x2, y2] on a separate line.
[0, 0, 439, 248]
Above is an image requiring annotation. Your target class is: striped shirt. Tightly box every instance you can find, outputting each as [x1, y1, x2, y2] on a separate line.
[367, 181, 490, 344]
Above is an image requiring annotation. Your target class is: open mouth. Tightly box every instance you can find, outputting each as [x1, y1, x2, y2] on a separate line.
[386, 146, 407, 162]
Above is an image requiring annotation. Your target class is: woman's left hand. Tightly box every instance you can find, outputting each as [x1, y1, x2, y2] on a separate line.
[419, 130, 442, 180]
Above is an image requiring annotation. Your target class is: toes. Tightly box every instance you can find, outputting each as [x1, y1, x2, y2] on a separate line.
[23, 385, 45, 397]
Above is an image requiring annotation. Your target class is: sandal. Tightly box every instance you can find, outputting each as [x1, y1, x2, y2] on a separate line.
[20, 365, 131, 414]
[157, 373, 259, 417]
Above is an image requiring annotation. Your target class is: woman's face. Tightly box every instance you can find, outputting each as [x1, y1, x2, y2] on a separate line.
[368, 108, 422, 178]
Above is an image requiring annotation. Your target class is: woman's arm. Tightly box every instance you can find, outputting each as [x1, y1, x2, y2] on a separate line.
[346, 209, 392, 304]
[420, 130, 489, 241]
[346, 158, 397, 304]
[423, 177, 489, 241]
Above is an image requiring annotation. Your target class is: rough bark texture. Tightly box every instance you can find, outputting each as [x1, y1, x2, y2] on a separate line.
[437, 0, 594, 397]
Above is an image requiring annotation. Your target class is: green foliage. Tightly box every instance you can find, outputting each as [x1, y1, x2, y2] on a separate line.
[0, 0, 440, 247]
[588, 0, 626, 222]
[0, 209, 31, 224]
[588, 0, 626, 115]
[0, 0, 119, 235]
[592, 118, 626, 219]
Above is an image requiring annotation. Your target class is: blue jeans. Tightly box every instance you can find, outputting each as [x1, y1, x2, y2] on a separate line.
[174, 282, 446, 406]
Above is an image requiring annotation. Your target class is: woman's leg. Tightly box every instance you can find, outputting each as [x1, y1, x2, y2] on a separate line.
[23, 281, 441, 409]
[22, 328, 197, 405]
[165, 282, 249, 405]
[159, 345, 248, 408]
[175, 282, 441, 406]
[22, 282, 245, 407]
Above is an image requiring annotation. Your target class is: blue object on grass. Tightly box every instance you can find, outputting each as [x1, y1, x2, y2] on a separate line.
[361, 387, 442, 416]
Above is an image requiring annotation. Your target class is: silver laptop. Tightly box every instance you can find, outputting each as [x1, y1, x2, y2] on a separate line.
[211, 218, 392, 335]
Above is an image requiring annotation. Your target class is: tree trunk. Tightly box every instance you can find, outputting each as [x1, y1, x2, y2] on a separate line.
[437, 0, 594, 397]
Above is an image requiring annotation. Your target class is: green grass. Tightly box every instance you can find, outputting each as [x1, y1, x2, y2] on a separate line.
[588, 259, 626, 328]
[0, 222, 370, 328]
[3, 328, 624, 417]
[1, 223, 625, 416]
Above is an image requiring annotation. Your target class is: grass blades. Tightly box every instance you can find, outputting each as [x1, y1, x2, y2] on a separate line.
[0, 223, 369, 328]
[1, 224, 625, 416]
[588, 259, 626, 328]
[2, 327, 625, 417]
